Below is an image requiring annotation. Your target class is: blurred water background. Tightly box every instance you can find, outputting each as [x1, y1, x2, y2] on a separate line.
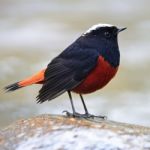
[0, 0, 150, 128]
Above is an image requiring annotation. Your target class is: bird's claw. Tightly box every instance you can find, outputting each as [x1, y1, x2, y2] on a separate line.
[62, 110, 74, 117]
[63, 110, 82, 118]
[62, 110, 107, 119]
[93, 115, 107, 120]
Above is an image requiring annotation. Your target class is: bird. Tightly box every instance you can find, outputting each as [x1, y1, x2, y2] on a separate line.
[4, 23, 126, 118]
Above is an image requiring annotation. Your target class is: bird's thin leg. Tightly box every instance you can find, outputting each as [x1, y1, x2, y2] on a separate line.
[63, 91, 88, 118]
[68, 91, 76, 114]
[79, 94, 94, 118]
[63, 92, 106, 119]
[79, 94, 107, 119]
[79, 94, 89, 114]
[63, 91, 79, 117]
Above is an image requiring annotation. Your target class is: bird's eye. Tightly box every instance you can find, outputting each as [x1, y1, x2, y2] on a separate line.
[104, 31, 111, 38]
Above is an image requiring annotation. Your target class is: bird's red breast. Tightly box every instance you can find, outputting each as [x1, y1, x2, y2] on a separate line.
[72, 56, 118, 94]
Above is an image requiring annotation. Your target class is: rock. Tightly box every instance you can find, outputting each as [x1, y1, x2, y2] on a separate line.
[0, 114, 150, 150]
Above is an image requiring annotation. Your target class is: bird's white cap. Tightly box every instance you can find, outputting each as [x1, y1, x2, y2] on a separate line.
[83, 23, 114, 35]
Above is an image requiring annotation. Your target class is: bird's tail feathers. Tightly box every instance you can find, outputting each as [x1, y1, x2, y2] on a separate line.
[4, 69, 46, 92]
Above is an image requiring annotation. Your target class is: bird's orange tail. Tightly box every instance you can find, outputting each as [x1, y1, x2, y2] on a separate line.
[5, 69, 46, 92]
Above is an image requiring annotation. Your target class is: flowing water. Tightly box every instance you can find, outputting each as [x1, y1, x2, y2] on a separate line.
[0, 0, 150, 128]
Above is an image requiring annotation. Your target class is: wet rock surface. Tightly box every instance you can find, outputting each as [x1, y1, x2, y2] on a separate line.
[0, 114, 150, 150]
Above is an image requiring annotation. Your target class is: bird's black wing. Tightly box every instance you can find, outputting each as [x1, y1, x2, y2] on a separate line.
[37, 43, 99, 103]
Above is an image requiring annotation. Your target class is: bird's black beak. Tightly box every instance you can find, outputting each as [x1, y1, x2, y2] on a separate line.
[118, 27, 127, 33]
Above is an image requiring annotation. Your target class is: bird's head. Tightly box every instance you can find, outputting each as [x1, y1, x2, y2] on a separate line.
[83, 23, 126, 38]
[80, 23, 126, 49]
[79, 23, 126, 67]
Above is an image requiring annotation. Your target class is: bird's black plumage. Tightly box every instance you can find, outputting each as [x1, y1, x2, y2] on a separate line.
[4, 24, 126, 118]
[37, 25, 122, 103]
[5, 82, 21, 92]
[5, 24, 124, 105]
[37, 43, 99, 103]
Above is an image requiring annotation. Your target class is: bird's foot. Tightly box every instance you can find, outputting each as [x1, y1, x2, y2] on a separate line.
[81, 113, 107, 119]
[63, 110, 107, 119]
[63, 110, 85, 118]
[90, 114, 107, 120]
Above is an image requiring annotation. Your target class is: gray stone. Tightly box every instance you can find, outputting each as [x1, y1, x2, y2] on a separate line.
[0, 114, 150, 150]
